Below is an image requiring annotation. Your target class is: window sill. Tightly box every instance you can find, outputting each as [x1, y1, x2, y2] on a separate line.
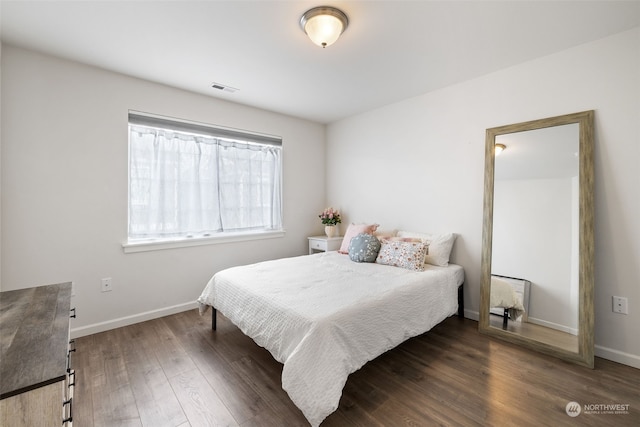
[122, 230, 286, 253]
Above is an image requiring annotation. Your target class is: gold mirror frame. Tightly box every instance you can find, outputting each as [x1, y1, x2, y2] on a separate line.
[479, 110, 595, 368]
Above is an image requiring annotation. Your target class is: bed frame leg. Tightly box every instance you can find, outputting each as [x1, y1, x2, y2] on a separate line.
[212, 308, 217, 331]
[503, 308, 508, 329]
[457, 284, 464, 318]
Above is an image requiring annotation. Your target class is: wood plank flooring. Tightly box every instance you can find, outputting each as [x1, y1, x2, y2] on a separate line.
[73, 310, 640, 426]
[488, 314, 578, 353]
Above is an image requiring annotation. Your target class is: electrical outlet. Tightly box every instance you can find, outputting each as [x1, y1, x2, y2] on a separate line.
[101, 277, 113, 293]
[612, 296, 628, 314]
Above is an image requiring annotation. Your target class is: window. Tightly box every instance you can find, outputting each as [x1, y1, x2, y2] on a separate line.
[127, 112, 282, 243]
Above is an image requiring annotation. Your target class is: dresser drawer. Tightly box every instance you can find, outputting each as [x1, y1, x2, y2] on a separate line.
[310, 240, 326, 250]
[308, 236, 343, 254]
[0, 283, 76, 426]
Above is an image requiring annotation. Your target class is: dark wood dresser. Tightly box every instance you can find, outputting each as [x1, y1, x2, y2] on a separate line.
[0, 282, 75, 426]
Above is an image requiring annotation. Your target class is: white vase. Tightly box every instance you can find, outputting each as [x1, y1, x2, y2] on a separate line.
[325, 225, 337, 238]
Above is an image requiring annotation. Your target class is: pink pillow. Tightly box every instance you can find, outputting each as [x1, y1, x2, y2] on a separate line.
[339, 223, 379, 254]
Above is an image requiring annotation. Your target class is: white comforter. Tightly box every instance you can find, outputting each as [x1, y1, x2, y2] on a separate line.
[197, 251, 464, 426]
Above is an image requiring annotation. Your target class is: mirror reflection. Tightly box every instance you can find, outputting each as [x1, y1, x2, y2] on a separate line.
[489, 124, 579, 353]
[479, 110, 594, 368]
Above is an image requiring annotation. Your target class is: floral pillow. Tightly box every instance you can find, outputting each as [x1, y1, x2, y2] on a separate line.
[348, 233, 381, 263]
[338, 223, 379, 254]
[375, 239, 427, 271]
[396, 231, 457, 266]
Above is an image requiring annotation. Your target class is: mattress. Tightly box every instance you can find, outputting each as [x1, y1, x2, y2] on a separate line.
[197, 251, 464, 426]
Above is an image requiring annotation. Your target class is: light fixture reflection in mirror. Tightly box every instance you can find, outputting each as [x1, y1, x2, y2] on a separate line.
[479, 110, 595, 369]
[494, 143, 506, 156]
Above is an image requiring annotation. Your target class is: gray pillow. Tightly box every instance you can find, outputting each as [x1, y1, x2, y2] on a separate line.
[348, 233, 381, 263]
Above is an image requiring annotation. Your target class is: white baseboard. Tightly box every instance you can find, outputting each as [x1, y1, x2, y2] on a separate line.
[465, 309, 479, 321]
[527, 316, 578, 336]
[595, 345, 640, 369]
[70, 301, 198, 339]
[466, 310, 639, 369]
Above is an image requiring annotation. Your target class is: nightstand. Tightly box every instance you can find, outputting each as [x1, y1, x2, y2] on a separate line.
[308, 236, 343, 254]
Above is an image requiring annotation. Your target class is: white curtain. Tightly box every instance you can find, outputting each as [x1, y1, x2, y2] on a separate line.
[129, 125, 282, 239]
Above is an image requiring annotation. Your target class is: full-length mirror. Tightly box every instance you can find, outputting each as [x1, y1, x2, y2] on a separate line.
[479, 111, 595, 368]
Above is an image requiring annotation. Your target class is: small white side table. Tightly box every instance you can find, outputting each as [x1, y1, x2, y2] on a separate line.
[308, 236, 343, 254]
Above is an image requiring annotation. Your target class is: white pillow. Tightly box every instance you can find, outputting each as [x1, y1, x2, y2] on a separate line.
[396, 230, 456, 266]
[373, 228, 398, 239]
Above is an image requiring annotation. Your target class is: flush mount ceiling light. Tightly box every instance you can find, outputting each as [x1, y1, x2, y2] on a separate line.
[300, 6, 349, 48]
[495, 143, 507, 156]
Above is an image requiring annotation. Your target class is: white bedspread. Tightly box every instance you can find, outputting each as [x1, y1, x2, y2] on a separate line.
[197, 251, 464, 426]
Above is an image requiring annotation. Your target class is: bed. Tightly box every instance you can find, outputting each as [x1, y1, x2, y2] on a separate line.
[490, 274, 529, 328]
[197, 248, 464, 426]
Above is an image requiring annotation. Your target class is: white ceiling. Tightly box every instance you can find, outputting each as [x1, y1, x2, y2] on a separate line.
[495, 123, 579, 181]
[1, 1, 639, 124]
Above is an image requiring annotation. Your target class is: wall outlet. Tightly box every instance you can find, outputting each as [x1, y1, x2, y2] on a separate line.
[612, 296, 628, 314]
[101, 277, 113, 293]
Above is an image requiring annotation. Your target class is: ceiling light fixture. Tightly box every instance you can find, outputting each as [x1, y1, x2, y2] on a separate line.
[300, 6, 349, 48]
[495, 143, 506, 156]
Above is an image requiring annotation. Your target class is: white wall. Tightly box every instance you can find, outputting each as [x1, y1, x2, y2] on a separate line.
[327, 28, 640, 368]
[0, 45, 326, 336]
[0, 42, 2, 286]
[493, 178, 577, 333]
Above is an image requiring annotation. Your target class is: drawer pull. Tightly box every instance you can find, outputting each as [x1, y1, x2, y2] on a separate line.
[67, 341, 76, 373]
[68, 369, 76, 388]
[64, 369, 75, 424]
[63, 398, 73, 424]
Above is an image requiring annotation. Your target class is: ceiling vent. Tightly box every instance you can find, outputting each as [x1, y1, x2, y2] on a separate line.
[211, 82, 238, 93]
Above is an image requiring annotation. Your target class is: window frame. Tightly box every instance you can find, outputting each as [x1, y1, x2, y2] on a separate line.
[124, 111, 284, 252]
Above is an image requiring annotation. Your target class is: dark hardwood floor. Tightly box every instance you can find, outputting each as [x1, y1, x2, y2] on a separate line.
[73, 310, 640, 426]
